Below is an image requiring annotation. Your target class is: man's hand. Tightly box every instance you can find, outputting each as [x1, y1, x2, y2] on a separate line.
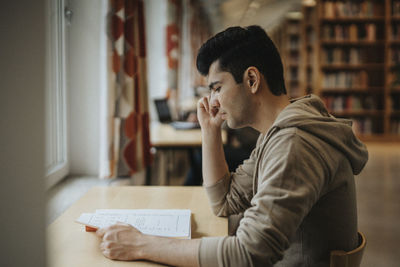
[96, 222, 201, 266]
[197, 96, 230, 186]
[197, 96, 225, 130]
[96, 222, 147, 261]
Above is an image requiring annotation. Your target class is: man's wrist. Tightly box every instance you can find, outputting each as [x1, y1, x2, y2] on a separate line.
[201, 124, 222, 136]
[136, 234, 154, 260]
[138, 235, 201, 267]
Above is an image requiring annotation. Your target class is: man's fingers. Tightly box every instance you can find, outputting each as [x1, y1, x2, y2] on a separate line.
[115, 221, 130, 227]
[101, 248, 112, 259]
[201, 96, 210, 113]
[96, 227, 106, 237]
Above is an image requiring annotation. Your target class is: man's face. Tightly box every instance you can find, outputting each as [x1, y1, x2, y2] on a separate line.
[207, 61, 251, 129]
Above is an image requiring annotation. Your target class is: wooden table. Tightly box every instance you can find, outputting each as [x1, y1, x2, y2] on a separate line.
[150, 122, 227, 184]
[150, 122, 205, 148]
[47, 186, 227, 267]
[150, 122, 227, 147]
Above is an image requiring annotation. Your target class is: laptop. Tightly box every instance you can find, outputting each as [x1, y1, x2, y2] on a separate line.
[154, 98, 200, 130]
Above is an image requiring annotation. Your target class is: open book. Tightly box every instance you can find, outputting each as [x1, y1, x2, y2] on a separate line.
[75, 209, 191, 239]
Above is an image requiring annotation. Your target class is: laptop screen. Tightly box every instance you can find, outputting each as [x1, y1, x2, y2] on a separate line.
[154, 98, 172, 123]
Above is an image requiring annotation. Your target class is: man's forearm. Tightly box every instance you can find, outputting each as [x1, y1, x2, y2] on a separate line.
[201, 127, 229, 186]
[141, 236, 201, 267]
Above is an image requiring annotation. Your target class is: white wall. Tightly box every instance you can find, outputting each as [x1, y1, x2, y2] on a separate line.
[145, 0, 168, 121]
[67, 0, 168, 176]
[67, 0, 167, 176]
[67, 0, 106, 175]
[0, 1, 46, 266]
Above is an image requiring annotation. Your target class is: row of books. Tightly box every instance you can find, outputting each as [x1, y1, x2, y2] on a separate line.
[287, 23, 301, 35]
[391, 48, 400, 65]
[306, 68, 313, 83]
[323, 95, 377, 112]
[323, 0, 383, 18]
[306, 31, 316, 44]
[304, 9, 316, 25]
[392, 94, 400, 110]
[322, 48, 362, 64]
[390, 120, 400, 134]
[288, 36, 300, 50]
[393, 1, 400, 16]
[391, 23, 400, 40]
[352, 118, 373, 135]
[322, 71, 368, 88]
[287, 67, 299, 80]
[388, 71, 400, 87]
[321, 24, 378, 42]
[306, 51, 315, 65]
[288, 52, 300, 64]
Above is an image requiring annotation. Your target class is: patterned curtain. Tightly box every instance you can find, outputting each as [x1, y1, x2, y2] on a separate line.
[104, 0, 151, 178]
[167, 0, 210, 114]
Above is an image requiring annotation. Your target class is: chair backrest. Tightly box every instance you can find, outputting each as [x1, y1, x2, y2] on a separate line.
[330, 231, 366, 267]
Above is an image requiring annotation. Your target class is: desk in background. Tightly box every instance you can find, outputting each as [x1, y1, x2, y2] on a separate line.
[47, 186, 227, 267]
[150, 122, 227, 185]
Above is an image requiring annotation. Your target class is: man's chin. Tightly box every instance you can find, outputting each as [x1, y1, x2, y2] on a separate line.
[226, 119, 244, 129]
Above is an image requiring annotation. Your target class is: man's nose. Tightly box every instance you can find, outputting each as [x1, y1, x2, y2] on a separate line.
[210, 91, 220, 108]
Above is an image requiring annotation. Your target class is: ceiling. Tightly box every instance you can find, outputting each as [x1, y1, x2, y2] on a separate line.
[201, 0, 303, 34]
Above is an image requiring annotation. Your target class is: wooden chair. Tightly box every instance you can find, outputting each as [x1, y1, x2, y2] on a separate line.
[330, 231, 366, 267]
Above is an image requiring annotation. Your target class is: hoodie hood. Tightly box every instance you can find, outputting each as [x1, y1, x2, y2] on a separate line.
[269, 94, 368, 175]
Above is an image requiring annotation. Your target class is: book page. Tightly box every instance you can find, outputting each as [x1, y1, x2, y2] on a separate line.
[75, 209, 191, 238]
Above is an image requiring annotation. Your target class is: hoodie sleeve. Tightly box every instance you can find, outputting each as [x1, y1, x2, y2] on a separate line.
[199, 129, 328, 267]
[204, 139, 259, 217]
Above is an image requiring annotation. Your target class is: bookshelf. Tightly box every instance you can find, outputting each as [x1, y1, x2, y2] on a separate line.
[314, 0, 392, 139]
[389, 0, 400, 135]
[283, 12, 304, 98]
[301, 1, 318, 95]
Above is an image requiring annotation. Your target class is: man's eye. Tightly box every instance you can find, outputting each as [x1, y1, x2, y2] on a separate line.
[215, 87, 221, 92]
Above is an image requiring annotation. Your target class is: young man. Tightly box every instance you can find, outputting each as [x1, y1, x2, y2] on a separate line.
[96, 25, 368, 266]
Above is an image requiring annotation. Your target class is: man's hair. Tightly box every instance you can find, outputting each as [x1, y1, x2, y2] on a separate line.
[196, 25, 286, 95]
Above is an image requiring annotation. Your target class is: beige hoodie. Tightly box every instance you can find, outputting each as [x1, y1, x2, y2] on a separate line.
[199, 95, 368, 267]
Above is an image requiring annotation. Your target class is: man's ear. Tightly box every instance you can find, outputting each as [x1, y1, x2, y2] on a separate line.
[244, 67, 260, 94]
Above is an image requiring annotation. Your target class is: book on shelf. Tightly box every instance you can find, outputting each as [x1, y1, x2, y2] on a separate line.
[289, 52, 300, 64]
[323, 95, 377, 113]
[349, 24, 358, 41]
[393, 1, 400, 16]
[306, 28, 316, 43]
[352, 118, 373, 135]
[322, 24, 377, 41]
[322, 48, 361, 65]
[322, 96, 374, 135]
[306, 50, 314, 65]
[75, 209, 192, 239]
[288, 67, 299, 80]
[287, 23, 301, 34]
[366, 23, 376, 41]
[391, 48, 400, 65]
[392, 94, 400, 110]
[289, 35, 300, 50]
[323, 0, 383, 18]
[389, 71, 400, 87]
[392, 23, 400, 40]
[307, 69, 313, 83]
[390, 119, 400, 134]
[322, 71, 368, 89]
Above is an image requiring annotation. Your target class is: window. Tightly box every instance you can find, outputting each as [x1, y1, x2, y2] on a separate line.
[45, 0, 69, 189]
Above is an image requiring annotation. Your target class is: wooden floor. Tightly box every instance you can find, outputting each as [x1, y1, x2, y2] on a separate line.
[355, 142, 400, 267]
[47, 142, 400, 266]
